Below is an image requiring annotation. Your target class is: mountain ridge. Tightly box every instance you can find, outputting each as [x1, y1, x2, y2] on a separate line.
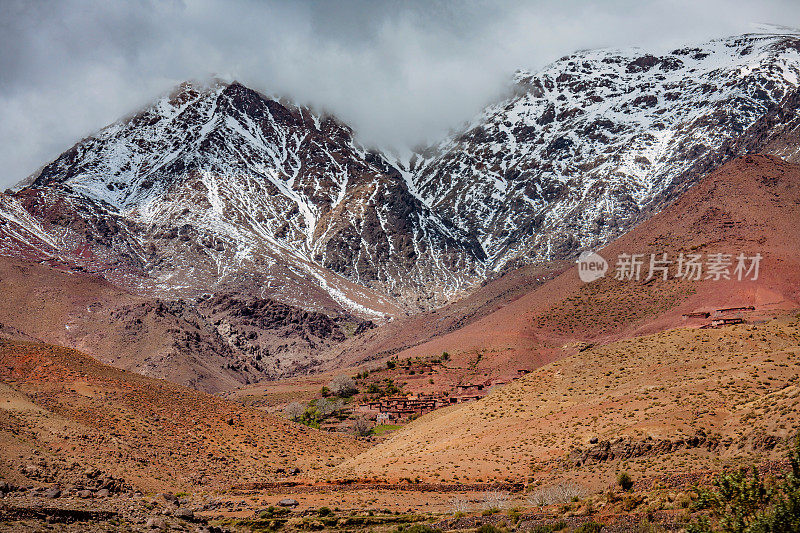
[408, 30, 800, 271]
[1, 30, 800, 390]
[10, 80, 486, 316]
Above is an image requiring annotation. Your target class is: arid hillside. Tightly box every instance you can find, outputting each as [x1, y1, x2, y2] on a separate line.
[335, 313, 800, 487]
[229, 260, 571, 407]
[0, 338, 365, 493]
[233, 154, 800, 413]
[313, 261, 570, 370]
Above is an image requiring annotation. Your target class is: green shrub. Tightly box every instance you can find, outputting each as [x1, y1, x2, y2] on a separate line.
[617, 471, 634, 491]
[685, 517, 711, 533]
[686, 435, 800, 532]
[397, 525, 442, 533]
[259, 505, 290, 519]
[574, 521, 604, 533]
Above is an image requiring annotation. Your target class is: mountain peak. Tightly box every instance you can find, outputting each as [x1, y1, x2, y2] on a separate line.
[412, 30, 800, 269]
[16, 78, 485, 315]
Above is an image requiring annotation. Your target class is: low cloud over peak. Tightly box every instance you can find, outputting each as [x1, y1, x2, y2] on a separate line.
[1, 0, 799, 188]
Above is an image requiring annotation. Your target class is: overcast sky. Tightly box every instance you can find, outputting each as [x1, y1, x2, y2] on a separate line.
[1, 0, 799, 189]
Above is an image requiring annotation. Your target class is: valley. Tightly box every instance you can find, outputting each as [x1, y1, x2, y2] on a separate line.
[1, 25, 799, 533]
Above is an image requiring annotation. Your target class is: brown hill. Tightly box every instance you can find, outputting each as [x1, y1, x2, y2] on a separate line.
[0, 337, 364, 493]
[0, 256, 374, 393]
[335, 314, 800, 486]
[331, 153, 800, 486]
[313, 260, 569, 370]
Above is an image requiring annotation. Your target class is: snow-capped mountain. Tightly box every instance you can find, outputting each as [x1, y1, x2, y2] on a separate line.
[9, 81, 484, 316]
[3, 29, 800, 320]
[410, 29, 800, 269]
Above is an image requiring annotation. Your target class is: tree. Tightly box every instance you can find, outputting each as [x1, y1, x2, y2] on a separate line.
[316, 398, 339, 417]
[299, 405, 320, 428]
[384, 378, 401, 395]
[482, 490, 509, 512]
[687, 435, 800, 532]
[284, 402, 304, 421]
[329, 375, 357, 397]
[449, 496, 470, 515]
[351, 415, 371, 436]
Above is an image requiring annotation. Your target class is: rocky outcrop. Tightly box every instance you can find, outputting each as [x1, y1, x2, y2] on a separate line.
[569, 432, 785, 466]
[101, 293, 377, 391]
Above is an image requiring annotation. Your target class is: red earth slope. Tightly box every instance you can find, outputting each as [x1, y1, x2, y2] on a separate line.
[364, 154, 800, 382]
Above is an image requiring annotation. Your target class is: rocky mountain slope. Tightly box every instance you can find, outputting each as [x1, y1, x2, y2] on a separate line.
[7, 80, 484, 316]
[325, 154, 800, 392]
[0, 255, 378, 393]
[409, 28, 800, 269]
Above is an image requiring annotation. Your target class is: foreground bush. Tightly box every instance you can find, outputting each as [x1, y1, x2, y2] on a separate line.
[688, 435, 800, 532]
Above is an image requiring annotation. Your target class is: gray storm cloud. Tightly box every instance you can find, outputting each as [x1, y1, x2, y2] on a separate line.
[1, 0, 799, 189]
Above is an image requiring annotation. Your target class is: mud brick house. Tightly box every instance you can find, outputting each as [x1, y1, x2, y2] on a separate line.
[682, 311, 711, 319]
[711, 317, 745, 327]
[360, 392, 455, 422]
[448, 393, 484, 404]
[456, 383, 485, 393]
[714, 306, 755, 316]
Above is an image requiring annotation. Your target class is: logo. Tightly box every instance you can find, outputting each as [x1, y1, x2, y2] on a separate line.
[577, 251, 608, 283]
[576, 251, 762, 283]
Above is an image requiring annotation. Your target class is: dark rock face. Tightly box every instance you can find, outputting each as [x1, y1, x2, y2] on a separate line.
[313, 176, 485, 288]
[201, 293, 348, 343]
[101, 292, 375, 391]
